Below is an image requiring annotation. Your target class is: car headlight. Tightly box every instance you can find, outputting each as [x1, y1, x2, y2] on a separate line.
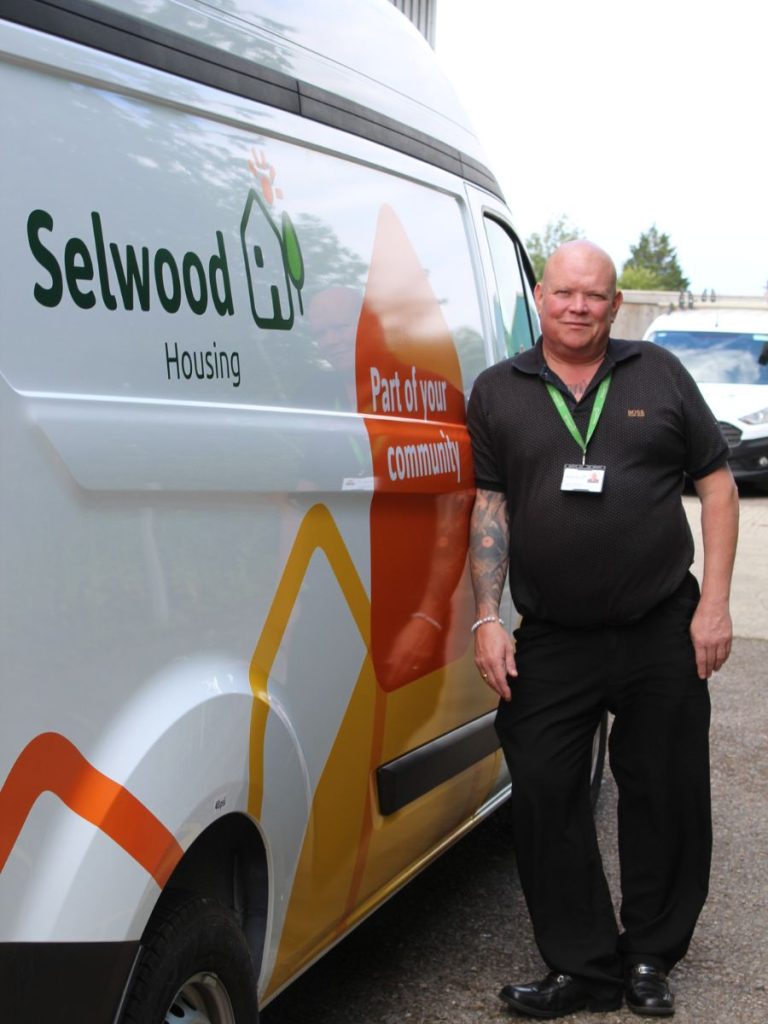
[740, 406, 768, 425]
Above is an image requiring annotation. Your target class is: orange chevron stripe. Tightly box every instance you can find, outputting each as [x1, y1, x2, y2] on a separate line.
[0, 732, 183, 887]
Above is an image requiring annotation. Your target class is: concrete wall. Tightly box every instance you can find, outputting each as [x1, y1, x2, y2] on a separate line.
[614, 290, 768, 341]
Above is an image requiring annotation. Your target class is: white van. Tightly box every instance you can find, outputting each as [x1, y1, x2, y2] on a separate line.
[644, 308, 768, 487]
[0, 2, 545, 1022]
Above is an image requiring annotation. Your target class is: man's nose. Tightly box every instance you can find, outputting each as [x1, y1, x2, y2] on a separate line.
[568, 292, 589, 312]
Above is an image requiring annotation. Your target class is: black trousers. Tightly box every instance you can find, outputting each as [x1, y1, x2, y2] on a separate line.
[496, 573, 712, 1001]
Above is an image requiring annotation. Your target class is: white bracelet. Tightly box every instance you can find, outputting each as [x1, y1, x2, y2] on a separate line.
[471, 615, 503, 634]
[410, 611, 442, 631]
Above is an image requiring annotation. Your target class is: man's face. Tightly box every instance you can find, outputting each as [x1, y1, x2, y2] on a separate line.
[534, 245, 622, 358]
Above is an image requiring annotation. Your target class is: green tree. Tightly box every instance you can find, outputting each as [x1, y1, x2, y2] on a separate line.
[618, 266, 665, 290]
[619, 226, 689, 291]
[525, 215, 584, 282]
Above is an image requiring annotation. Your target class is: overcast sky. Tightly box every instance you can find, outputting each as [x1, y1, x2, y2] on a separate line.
[434, 0, 767, 296]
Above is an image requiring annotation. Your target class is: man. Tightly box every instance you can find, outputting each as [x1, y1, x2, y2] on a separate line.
[466, 241, 738, 1018]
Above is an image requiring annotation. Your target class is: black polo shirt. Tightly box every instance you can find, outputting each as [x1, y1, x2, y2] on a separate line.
[467, 338, 728, 627]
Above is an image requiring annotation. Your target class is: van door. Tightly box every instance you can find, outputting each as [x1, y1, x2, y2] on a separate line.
[465, 185, 539, 360]
[258, 179, 514, 994]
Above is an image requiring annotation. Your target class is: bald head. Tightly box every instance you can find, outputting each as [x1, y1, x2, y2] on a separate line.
[534, 240, 623, 364]
[542, 240, 618, 297]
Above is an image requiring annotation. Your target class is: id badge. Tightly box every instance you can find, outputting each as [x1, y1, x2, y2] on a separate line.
[560, 464, 606, 493]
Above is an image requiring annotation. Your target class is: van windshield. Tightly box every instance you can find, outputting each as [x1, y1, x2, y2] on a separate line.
[649, 330, 768, 385]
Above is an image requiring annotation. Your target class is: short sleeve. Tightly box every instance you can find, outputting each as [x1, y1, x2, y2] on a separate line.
[467, 374, 505, 492]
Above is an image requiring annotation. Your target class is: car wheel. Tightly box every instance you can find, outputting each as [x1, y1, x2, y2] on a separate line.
[121, 891, 259, 1024]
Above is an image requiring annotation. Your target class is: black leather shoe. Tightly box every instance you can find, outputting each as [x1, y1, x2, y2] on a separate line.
[625, 964, 674, 1016]
[499, 971, 622, 1018]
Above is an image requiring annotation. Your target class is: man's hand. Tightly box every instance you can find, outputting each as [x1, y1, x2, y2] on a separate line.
[690, 598, 732, 680]
[692, 465, 739, 680]
[474, 620, 517, 701]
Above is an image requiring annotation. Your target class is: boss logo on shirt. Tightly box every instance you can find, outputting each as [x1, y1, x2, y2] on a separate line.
[627, 409, 646, 417]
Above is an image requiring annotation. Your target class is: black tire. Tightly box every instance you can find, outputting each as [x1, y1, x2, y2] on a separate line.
[121, 891, 259, 1024]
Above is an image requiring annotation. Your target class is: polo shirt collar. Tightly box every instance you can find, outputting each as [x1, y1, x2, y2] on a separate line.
[513, 337, 643, 378]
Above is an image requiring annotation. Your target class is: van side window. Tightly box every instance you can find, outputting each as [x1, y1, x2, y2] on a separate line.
[483, 217, 539, 356]
[292, 185, 489, 411]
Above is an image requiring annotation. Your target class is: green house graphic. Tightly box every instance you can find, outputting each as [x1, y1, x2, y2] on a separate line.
[240, 188, 304, 330]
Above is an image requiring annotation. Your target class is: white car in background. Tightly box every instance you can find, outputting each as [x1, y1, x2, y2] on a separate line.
[644, 309, 768, 487]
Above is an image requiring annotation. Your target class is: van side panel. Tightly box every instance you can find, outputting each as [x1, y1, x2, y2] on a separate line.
[0, 3, 519, 1015]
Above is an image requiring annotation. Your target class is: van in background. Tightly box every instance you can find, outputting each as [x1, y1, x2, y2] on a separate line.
[644, 309, 768, 486]
[0, 2, 542, 1022]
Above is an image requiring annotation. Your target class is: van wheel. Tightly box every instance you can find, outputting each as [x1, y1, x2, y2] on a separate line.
[121, 891, 259, 1024]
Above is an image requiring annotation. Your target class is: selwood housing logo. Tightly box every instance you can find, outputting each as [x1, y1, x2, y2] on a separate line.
[25, 177, 306, 389]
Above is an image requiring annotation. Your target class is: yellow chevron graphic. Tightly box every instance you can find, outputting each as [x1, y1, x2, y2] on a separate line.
[248, 502, 385, 994]
[247, 502, 370, 819]
[247, 502, 499, 997]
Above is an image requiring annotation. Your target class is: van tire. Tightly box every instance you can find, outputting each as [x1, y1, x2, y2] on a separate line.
[121, 891, 259, 1024]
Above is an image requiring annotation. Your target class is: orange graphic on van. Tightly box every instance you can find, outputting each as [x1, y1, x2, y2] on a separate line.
[0, 732, 183, 887]
[248, 148, 284, 205]
[357, 205, 475, 691]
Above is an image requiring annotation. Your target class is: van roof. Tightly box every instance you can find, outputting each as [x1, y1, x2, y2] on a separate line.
[644, 308, 768, 337]
[91, 0, 487, 165]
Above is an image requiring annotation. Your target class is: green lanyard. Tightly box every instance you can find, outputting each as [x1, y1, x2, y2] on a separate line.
[545, 374, 612, 465]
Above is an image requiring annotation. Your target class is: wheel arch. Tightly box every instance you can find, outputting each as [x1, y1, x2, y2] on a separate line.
[160, 811, 270, 978]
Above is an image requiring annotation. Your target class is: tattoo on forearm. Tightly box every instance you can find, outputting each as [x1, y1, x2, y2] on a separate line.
[469, 489, 510, 613]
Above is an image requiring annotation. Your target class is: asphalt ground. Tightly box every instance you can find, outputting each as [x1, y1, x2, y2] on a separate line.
[262, 488, 768, 1024]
